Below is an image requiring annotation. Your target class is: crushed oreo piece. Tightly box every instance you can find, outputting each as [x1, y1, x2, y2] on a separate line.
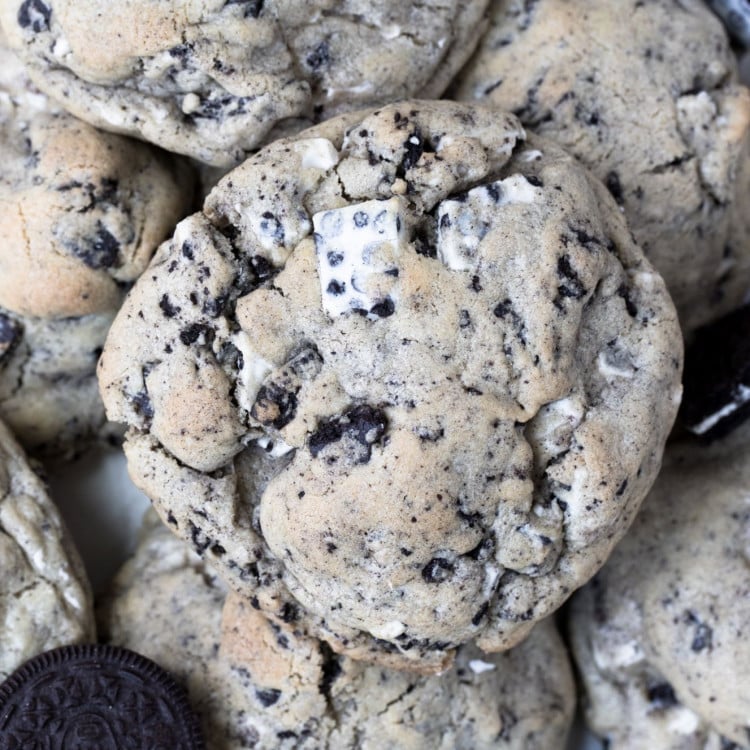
[680, 303, 750, 439]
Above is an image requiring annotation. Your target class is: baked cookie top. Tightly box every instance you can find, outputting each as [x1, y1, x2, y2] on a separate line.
[453, 0, 750, 334]
[569, 418, 750, 748]
[0, 417, 94, 680]
[99, 100, 682, 671]
[0, 0, 489, 167]
[0, 32, 194, 320]
[101, 512, 576, 750]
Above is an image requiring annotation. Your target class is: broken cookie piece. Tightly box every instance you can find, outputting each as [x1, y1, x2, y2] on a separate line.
[99, 100, 682, 671]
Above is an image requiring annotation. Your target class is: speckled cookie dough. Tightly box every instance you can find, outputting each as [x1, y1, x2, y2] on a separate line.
[569, 418, 750, 749]
[0, 0, 490, 167]
[0, 33, 194, 455]
[100, 512, 576, 750]
[0, 417, 94, 681]
[99, 100, 682, 672]
[453, 0, 750, 334]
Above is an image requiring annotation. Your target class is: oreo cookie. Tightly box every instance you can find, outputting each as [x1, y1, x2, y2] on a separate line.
[680, 303, 750, 440]
[0, 644, 204, 749]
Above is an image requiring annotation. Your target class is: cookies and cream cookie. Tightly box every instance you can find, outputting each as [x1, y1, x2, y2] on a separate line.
[569, 417, 750, 748]
[0, 33, 194, 454]
[0, 417, 94, 680]
[100, 512, 576, 749]
[99, 100, 682, 671]
[0, 0, 490, 167]
[453, 0, 750, 333]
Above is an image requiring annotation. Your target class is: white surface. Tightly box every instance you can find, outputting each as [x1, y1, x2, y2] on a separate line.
[44, 444, 603, 749]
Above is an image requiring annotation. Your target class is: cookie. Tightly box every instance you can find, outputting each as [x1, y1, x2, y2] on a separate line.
[569, 418, 750, 748]
[0, 644, 205, 749]
[0, 417, 94, 681]
[0, 0, 490, 167]
[453, 0, 750, 334]
[98, 100, 682, 671]
[100, 512, 576, 749]
[0, 33, 194, 454]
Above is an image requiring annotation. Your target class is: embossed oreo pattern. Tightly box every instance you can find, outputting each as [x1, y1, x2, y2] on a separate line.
[0, 644, 204, 749]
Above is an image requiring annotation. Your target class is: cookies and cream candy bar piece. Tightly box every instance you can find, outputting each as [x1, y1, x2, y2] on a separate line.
[314, 197, 406, 320]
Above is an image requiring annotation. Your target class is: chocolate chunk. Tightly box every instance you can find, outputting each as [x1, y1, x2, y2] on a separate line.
[646, 681, 678, 709]
[70, 222, 121, 270]
[255, 688, 281, 707]
[680, 303, 750, 439]
[0, 312, 22, 363]
[400, 129, 424, 173]
[309, 405, 387, 464]
[305, 40, 331, 71]
[17, 0, 50, 32]
[0, 644, 204, 748]
[421, 557, 454, 583]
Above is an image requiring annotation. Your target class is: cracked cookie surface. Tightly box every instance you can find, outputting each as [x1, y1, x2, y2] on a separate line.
[0, 417, 94, 680]
[99, 100, 682, 671]
[453, 0, 750, 334]
[0, 33, 194, 454]
[569, 418, 750, 749]
[101, 512, 576, 749]
[0, 0, 489, 167]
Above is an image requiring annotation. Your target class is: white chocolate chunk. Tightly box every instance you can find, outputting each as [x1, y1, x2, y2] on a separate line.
[256, 434, 294, 457]
[301, 138, 339, 171]
[313, 197, 406, 319]
[437, 175, 540, 271]
[232, 331, 274, 412]
[370, 620, 406, 639]
[468, 659, 497, 674]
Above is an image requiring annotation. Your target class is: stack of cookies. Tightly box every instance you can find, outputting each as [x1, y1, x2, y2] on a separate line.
[0, 1, 748, 748]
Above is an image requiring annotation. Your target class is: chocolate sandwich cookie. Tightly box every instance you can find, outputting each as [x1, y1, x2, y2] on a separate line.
[100, 513, 576, 750]
[0, 417, 94, 682]
[98, 100, 682, 672]
[569, 416, 750, 749]
[0, 32, 194, 455]
[680, 302, 750, 440]
[0, 0, 490, 167]
[0, 644, 204, 749]
[453, 0, 750, 333]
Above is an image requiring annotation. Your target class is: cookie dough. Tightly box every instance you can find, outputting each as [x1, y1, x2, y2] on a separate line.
[0, 0, 489, 167]
[0, 417, 94, 681]
[0, 33, 194, 454]
[99, 100, 682, 671]
[453, 0, 750, 333]
[100, 511, 576, 750]
[569, 418, 750, 748]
